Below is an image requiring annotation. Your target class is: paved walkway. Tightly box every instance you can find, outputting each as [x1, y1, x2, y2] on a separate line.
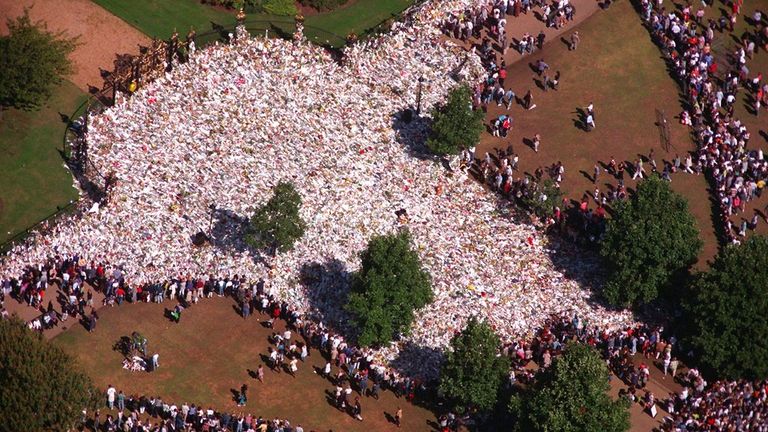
[0, 0, 150, 92]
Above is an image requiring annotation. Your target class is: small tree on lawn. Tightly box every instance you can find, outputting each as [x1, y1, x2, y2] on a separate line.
[0, 318, 100, 431]
[346, 229, 432, 347]
[439, 317, 509, 413]
[600, 175, 701, 307]
[246, 181, 306, 253]
[426, 84, 484, 156]
[521, 178, 563, 218]
[685, 236, 768, 380]
[0, 9, 79, 110]
[511, 342, 630, 432]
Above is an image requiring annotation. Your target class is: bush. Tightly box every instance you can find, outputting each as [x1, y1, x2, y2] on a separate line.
[262, 0, 298, 15]
[246, 181, 306, 253]
[439, 317, 509, 412]
[0, 9, 78, 110]
[426, 84, 484, 156]
[300, 0, 347, 11]
[520, 178, 562, 218]
[346, 230, 433, 347]
[512, 343, 630, 432]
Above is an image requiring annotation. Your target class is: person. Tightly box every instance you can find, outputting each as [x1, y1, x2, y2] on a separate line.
[532, 134, 541, 152]
[238, 384, 248, 406]
[669, 357, 680, 378]
[257, 364, 265, 383]
[289, 358, 298, 377]
[106, 385, 116, 410]
[552, 70, 560, 90]
[570, 31, 580, 50]
[353, 396, 363, 421]
[395, 407, 403, 427]
[536, 30, 546, 49]
[523, 90, 535, 110]
[593, 164, 600, 184]
[151, 353, 159, 371]
[117, 390, 125, 411]
[585, 113, 595, 131]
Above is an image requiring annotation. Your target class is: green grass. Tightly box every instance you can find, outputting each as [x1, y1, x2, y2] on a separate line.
[0, 80, 84, 244]
[91, 0, 237, 39]
[305, 0, 413, 38]
[90, 0, 413, 46]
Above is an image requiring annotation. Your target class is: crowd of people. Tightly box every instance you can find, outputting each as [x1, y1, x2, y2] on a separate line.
[2, 0, 766, 429]
[643, 0, 768, 243]
[93, 384, 305, 432]
[0, 0, 634, 380]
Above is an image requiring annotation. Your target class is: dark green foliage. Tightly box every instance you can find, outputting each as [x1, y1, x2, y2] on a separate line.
[426, 84, 484, 156]
[261, 0, 299, 15]
[600, 175, 701, 307]
[0, 318, 100, 431]
[512, 342, 630, 432]
[300, 0, 347, 11]
[685, 236, 768, 380]
[521, 178, 563, 218]
[439, 317, 509, 412]
[0, 10, 78, 110]
[246, 181, 306, 253]
[346, 230, 432, 347]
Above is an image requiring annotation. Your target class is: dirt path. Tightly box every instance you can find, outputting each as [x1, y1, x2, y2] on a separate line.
[0, 0, 150, 92]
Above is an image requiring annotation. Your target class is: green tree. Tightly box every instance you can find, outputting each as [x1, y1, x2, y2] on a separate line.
[246, 181, 306, 253]
[521, 177, 563, 218]
[426, 84, 484, 156]
[346, 230, 432, 347]
[0, 9, 78, 110]
[600, 175, 701, 307]
[0, 318, 99, 431]
[685, 236, 768, 380]
[512, 342, 630, 432]
[439, 317, 509, 412]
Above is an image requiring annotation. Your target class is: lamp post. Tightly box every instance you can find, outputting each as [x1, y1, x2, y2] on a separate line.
[208, 204, 217, 245]
[416, 76, 425, 115]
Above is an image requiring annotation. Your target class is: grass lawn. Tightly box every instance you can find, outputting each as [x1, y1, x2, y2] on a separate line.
[305, 0, 413, 38]
[476, 0, 719, 264]
[91, 0, 236, 39]
[54, 298, 438, 432]
[90, 0, 413, 46]
[0, 80, 84, 244]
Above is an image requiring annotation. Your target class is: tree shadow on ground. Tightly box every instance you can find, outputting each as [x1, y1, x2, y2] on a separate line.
[299, 259, 355, 339]
[541, 224, 629, 315]
[202, 207, 270, 265]
[391, 109, 437, 161]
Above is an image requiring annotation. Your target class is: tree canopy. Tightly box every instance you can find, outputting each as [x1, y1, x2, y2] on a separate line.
[246, 181, 306, 253]
[521, 177, 563, 218]
[685, 235, 768, 380]
[346, 229, 432, 347]
[511, 342, 630, 432]
[439, 317, 509, 412]
[599, 175, 701, 307]
[0, 318, 99, 431]
[0, 9, 78, 110]
[426, 84, 484, 156]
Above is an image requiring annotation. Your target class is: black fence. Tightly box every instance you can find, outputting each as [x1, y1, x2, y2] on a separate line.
[193, 18, 347, 49]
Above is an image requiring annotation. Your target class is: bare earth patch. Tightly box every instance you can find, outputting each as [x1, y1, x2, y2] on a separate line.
[0, 0, 150, 92]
